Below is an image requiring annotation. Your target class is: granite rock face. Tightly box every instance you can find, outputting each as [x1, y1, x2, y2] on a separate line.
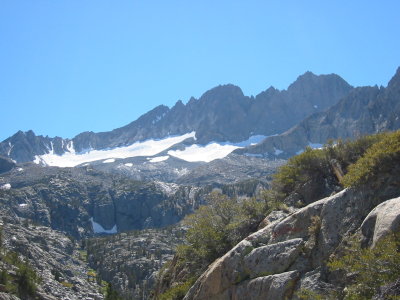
[86, 227, 184, 299]
[0, 164, 206, 238]
[361, 197, 400, 247]
[183, 186, 400, 300]
[0, 215, 103, 300]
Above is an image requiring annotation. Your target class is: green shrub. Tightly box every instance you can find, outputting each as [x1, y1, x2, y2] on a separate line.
[105, 282, 123, 300]
[16, 262, 38, 298]
[271, 132, 388, 202]
[0, 269, 9, 285]
[272, 147, 330, 199]
[178, 192, 268, 268]
[328, 234, 400, 299]
[341, 131, 400, 187]
[158, 277, 196, 300]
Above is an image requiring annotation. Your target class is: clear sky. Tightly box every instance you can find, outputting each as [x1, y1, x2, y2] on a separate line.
[1, 1, 399, 141]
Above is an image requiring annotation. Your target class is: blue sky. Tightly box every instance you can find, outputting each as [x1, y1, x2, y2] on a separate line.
[1, 1, 399, 141]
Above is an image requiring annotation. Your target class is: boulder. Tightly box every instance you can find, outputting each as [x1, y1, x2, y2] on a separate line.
[243, 239, 304, 279]
[184, 188, 384, 300]
[234, 271, 299, 300]
[361, 197, 400, 247]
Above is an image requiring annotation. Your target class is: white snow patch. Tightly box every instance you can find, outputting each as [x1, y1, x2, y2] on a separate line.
[19, 203, 28, 207]
[152, 112, 167, 124]
[230, 135, 268, 147]
[148, 156, 169, 163]
[124, 163, 133, 167]
[274, 148, 283, 155]
[244, 153, 263, 158]
[90, 217, 117, 234]
[103, 158, 116, 164]
[167, 134, 274, 163]
[168, 143, 240, 163]
[17, 168, 23, 172]
[314, 105, 318, 109]
[0, 183, 11, 190]
[7, 142, 13, 156]
[308, 142, 323, 149]
[33, 132, 196, 167]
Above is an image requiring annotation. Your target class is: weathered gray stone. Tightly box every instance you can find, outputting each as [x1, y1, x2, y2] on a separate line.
[0, 292, 21, 300]
[361, 197, 400, 247]
[184, 188, 388, 300]
[244, 238, 304, 278]
[235, 271, 299, 300]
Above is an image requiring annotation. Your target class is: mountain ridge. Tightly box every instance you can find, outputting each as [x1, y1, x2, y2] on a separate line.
[236, 67, 400, 158]
[0, 71, 352, 163]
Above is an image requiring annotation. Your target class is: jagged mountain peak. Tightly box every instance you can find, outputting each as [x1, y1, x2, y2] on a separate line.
[388, 66, 400, 90]
[198, 84, 245, 101]
[288, 71, 351, 92]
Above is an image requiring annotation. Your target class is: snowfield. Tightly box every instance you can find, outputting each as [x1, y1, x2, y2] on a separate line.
[90, 217, 118, 234]
[168, 143, 240, 162]
[33, 132, 196, 167]
[33, 132, 267, 167]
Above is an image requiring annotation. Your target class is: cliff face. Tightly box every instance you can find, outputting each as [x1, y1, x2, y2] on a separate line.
[0, 164, 207, 238]
[0, 214, 104, 300]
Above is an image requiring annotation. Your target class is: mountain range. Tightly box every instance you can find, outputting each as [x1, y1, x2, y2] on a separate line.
[0, 71, 352, 165]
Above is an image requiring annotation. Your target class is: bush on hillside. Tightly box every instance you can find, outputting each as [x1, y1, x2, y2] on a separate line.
[176, 191, 272, 271]
[271, 133, 388, 203]
[341, 131, 400, 187]
[329, 233, 400, 300]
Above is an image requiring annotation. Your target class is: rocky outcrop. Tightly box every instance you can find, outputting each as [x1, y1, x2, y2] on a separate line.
[234, 271, 299, 300]
[361, 197, 400, 247]
[0, 163, 267, 239]
[183, 186, 399, 300]
[86, 227, 184, 299]
[1, 215, 103, 300]
[0, 72, 352, 163]
[0, 156, 15, 174]
[0, 293, 21, 300]
[0, 164, 207, 238]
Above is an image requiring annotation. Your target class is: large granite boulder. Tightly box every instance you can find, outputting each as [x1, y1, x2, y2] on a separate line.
[361, 197, 400, 247]
[183, 188, 389, 300]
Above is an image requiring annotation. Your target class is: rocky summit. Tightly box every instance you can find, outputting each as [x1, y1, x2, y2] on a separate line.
[237, 67, 400, 159]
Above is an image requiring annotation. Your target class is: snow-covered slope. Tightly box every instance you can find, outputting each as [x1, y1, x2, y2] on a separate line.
[32, 133, 267, 167]
[34, 132, 196, 167]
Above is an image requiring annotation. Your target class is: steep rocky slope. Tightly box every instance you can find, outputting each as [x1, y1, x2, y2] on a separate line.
[0, 215, 104, 300]
[84, 153, 283, 185]
[0, 72, 351, 163]
[0, 162, 272, 240]
[0, 164, 207, 238]
[85, 227, 184, 299]
[238, 67, 400, 158]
